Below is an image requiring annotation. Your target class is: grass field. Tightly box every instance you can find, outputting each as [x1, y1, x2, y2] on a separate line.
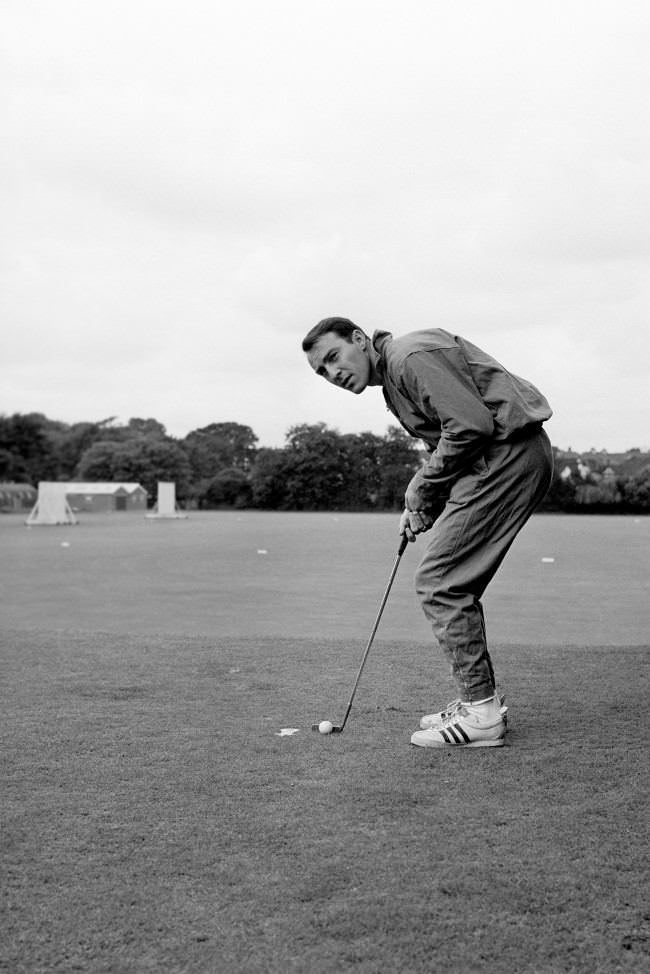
[2, 512, 649, 973]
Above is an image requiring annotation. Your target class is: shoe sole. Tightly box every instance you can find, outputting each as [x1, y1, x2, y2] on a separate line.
[411, 737, 505, 748]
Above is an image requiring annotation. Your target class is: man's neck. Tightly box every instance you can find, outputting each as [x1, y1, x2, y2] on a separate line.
[366, 339, 383, 386]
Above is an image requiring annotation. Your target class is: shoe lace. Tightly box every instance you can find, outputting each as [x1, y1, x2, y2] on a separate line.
[441, 703, 470, 728]
[442, 698, 462, 718]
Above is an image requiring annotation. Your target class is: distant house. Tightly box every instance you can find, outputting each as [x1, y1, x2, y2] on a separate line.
[64, 482, 148, 513]
[0, 483, 38, 512]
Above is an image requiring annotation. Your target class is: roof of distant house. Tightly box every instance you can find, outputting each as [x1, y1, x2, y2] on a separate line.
[61, 482, 147, 495]
[0, 482, 38, 496]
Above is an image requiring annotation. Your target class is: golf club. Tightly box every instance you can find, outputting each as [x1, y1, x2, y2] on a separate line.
[312, 533, 409, 735]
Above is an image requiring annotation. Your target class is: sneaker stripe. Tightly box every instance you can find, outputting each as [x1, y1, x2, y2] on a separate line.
[453, 723, 472, 744]
[446, 725, 462, 744]
[439, 729, 452, 743]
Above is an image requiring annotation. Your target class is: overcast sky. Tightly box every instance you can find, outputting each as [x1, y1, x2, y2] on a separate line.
[2, 0, 649, 452]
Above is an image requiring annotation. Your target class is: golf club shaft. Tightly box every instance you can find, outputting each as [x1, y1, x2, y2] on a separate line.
[337, 533, 408, 731]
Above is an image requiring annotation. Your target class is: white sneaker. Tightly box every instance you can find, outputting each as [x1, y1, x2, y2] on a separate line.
[419, 693, 508, 730]
[411, 701, 507, 748]
[418, 698, 463, 729]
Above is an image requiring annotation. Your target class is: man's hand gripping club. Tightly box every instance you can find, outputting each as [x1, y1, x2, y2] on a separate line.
[399, 508, 436, 543]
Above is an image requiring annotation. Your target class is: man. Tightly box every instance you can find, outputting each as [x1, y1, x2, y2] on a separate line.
[302, 317, 553, 748]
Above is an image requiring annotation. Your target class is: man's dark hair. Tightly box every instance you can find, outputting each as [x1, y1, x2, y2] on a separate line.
[301, 317, 368, 352]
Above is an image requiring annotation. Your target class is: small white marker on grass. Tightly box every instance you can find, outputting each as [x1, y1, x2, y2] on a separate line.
[276, 728, 300, 737]
[541, 557, 555, 563]
[257, 549, 268, 555]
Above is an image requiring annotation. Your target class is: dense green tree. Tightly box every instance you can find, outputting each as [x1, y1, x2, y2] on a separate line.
[250, 424, 421, 512]
[0, 446, 26, 480]
[375, 426, 421, 510]
[0, 412, 58, 483]
[539, 450, 579, 511]
[76, 437, 191, 500]
[74, 440, 123, 482]
[340, 431, 383, 508]
[620, 467, 650, 510]
[82, 418, 150, 443]
[127, 418, 167, 438]
[282, 423, 352, 510]
[540, 474, 577, 511]
[182, 422, 258, 483]
[43, 420, 116, 480]
[250, 448, 293, 509]
[202, 467, 252, 508]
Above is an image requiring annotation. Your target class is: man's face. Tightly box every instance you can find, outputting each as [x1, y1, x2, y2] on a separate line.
[306, 329, 371, 394]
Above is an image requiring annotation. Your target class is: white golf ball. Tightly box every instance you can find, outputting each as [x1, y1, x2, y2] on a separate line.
[318, 720, 333, 735]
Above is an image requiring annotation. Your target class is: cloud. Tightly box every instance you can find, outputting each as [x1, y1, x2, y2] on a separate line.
[2, 1, 649, 450]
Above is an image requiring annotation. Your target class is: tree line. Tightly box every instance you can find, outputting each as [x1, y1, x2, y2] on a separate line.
[0, 413, 419, 511]
[1, 412, 648, 512]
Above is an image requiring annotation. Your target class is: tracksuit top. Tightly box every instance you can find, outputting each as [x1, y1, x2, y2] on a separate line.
[372, 329, 552, 502]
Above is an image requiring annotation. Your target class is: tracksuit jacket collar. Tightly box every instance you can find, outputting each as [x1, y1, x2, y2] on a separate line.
[371, 330, 392, 380]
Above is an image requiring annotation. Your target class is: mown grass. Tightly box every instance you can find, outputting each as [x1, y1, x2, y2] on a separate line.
[4, 510, 649, 644]
[2, 512, 649, 971]
[3, 624, 648, 973]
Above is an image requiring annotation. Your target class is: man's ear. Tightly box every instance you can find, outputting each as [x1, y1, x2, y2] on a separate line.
[352, 328, 367, 348]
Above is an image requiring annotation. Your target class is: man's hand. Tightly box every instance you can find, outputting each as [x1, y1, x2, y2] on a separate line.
[399, 508, 435, 543]
[404, 470, 434, 513]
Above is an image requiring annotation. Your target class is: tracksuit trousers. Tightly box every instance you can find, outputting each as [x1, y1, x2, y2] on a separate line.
[414, 427, 554, 702]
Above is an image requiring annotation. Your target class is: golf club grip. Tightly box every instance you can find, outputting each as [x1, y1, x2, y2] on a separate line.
[398, 533, 408, 556]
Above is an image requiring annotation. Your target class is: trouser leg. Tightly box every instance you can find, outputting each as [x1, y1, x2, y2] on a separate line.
[414, 430, 553, 702]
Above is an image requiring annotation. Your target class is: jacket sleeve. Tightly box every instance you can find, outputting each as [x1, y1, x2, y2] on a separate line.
[402, 348, 494, 508]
